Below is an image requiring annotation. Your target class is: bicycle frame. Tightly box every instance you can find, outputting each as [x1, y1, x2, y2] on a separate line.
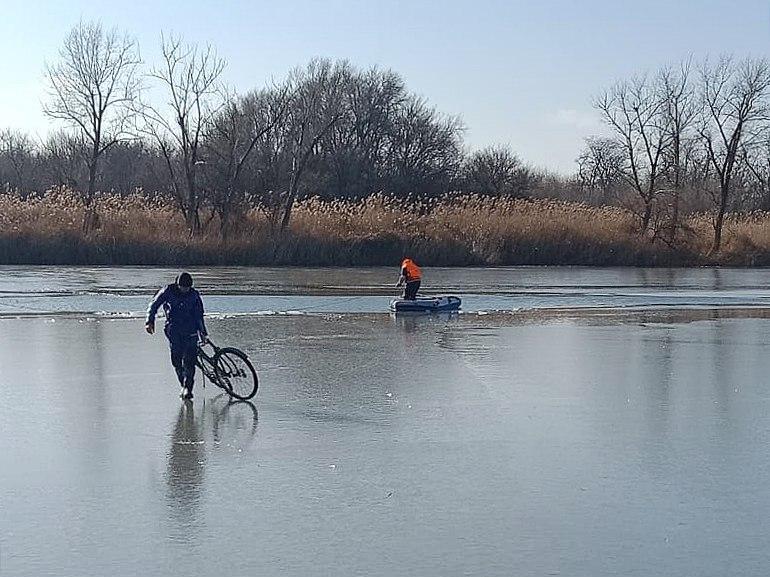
[196, 340, 227, 391]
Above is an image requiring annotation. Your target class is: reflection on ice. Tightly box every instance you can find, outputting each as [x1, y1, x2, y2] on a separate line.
[162, 396, 259, 544]
[391, 310, 459, 333]
[206, 395, 259, 450]
[165, 401, 206, 543]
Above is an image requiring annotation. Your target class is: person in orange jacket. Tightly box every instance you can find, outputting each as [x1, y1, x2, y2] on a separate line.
[396, 258, 422, 300]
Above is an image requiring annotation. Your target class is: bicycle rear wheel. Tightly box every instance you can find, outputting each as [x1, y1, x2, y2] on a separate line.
[214, 347, 258, 400]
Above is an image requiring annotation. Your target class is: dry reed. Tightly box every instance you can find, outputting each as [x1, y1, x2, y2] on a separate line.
[0, 188, 766, 266]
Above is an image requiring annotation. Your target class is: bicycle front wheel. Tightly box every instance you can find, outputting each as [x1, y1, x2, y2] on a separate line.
[214, 347, 259, 400]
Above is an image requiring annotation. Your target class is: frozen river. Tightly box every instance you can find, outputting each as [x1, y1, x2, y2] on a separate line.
[2, 266, 770, 576]
[3, 265, 770, 316]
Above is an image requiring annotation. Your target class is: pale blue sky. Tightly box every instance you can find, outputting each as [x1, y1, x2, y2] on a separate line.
[1, 0, 768, 173]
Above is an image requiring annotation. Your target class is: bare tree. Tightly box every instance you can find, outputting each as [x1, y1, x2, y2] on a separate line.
[205, 85, 292, 237]
[40, 130, 89, 191]
[44, 21, 140, 230]
[738, 139, 770, 209]
[576, 137, 627, 203]
[659, 60, 697, 241]
[384, 94, 464, 198]
[698, 56, 770, 252]
[139, 34, 225, 234]
[462, 146, 535, 197]
[278, 59, 352, 232]
[595, 76, 670, 231]
[319, 67, 407, 199]
[0, 129, 35, 192]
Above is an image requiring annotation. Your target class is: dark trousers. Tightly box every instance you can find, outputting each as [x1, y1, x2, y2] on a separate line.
[166, 328, 198, 389]
[404, 280, 421, 300]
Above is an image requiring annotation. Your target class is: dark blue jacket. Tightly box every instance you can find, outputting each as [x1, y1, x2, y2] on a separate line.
[146, 284, 208, 338]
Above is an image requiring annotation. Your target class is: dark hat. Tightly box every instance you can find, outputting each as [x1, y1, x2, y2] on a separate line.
[176, 272, 193, 287]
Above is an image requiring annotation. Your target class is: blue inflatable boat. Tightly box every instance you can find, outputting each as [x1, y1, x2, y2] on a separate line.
[390, 295, 462, 313]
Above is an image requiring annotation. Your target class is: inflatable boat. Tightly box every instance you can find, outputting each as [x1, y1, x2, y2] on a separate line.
[390, 295, 462, 313]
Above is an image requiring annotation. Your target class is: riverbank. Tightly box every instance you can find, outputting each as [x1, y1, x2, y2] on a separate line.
[1, 189, 768, 266]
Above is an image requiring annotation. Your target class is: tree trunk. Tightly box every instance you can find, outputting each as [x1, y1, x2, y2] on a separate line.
[280, 158, 301, 233]
[83, 151, 99, 234]
[712, 187, 728, 253]
[670, 191, 680, 243]
[184, 171, 200, 235]
[219, 201, 231, 241]
[641, 199, 653, 232]
[186, 205, 200, 234]
[670, 146, 681, 244]
[280, 188, 297, 232]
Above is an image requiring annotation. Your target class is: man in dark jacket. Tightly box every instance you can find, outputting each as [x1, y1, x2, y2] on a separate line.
[145, 272, 208, 400]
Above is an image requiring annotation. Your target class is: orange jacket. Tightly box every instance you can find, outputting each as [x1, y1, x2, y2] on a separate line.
[401, 259, 422, 281]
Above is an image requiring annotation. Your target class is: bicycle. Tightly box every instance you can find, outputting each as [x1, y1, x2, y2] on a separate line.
[196, 338, 259, 401]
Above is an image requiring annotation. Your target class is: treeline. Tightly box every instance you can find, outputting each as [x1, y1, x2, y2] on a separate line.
[2, 21, 770, 263]
[0, 22, 541, 237]
[579, 56, 770, 252]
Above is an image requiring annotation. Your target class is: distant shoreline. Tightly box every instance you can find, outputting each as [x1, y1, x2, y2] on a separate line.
[2, 190, 769, 267]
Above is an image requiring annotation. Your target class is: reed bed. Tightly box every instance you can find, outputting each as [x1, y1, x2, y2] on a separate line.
[0, 188, 766, 266]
